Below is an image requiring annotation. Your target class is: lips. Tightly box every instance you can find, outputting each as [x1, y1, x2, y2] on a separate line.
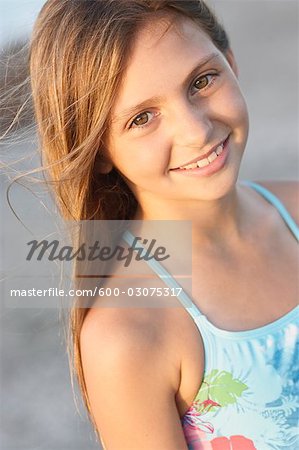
[170, 137, 229, 170]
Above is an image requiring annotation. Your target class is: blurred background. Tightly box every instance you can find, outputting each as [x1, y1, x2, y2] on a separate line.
[0, 1, 298, 449]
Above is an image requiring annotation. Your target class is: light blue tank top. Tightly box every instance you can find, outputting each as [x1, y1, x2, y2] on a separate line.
[122, 180, 299, 450]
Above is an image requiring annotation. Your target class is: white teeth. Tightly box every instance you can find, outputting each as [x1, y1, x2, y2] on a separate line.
[180, 162, 198, 169]
[178, 142, 225, 170]
[216, 144, 224, 156]
[207, 151, 218, 163]
[197, 158, 210, 168]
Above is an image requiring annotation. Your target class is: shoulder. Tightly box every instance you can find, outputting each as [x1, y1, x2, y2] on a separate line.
[254, 180, 299, 225]
[80, 306, 178, 380]
[80, 304, 181, 397]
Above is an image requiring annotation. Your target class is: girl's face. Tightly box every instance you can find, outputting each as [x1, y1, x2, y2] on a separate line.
[106, 16, 249, 218]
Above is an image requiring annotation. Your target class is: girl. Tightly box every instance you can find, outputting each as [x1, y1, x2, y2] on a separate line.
[29, 1, 298, 449]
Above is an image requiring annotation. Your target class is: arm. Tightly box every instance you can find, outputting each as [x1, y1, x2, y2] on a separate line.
[80, 308, 189, 450]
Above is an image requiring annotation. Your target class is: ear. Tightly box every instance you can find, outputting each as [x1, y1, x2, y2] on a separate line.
[225, 48, 239, 78]
[99, 161, 113, 174]
[94, 153, 113, 174]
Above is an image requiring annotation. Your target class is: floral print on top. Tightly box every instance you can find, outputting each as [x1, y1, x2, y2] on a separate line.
[178, 181, 299, 450]
[181, 313, 299, 450]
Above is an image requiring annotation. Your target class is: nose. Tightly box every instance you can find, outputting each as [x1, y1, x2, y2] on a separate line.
[170, 99, 213, 151]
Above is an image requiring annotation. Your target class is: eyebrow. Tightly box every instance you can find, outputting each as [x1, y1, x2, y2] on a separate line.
[111, 52, 220, 124]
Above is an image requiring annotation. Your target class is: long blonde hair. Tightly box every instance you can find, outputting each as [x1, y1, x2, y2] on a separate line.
[29, 0, 229, 442]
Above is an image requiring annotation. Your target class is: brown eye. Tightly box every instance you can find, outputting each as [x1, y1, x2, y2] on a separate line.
[132, 112, 150, 127]
[129, 111, 158, 130]
[194, 75, 210, 90]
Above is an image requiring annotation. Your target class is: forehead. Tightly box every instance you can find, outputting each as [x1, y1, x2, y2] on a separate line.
[134, 15, 214, 65]
[113, 16, 220, 114]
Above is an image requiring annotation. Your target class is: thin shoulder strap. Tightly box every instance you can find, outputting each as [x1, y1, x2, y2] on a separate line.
[121, 230, 202, 320]
[240, 180, 299, 242]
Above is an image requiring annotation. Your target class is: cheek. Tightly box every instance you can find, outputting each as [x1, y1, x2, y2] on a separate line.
[212, 81, 249, 127]
[225, 83, 249, 126]
[140, 133, 171, 170]
[108, 135, 170, 179]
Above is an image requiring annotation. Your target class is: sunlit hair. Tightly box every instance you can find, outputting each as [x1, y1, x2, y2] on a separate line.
[29, 0, 229, 443]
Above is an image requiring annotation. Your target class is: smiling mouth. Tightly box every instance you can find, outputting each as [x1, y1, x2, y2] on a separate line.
[170, 137, 228, 170]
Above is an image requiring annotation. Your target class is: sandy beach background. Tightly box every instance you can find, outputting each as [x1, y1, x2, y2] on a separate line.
[0, 1, 298, 449]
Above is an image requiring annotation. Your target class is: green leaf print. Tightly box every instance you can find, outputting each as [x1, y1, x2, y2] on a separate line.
[195, 369, 248, 408]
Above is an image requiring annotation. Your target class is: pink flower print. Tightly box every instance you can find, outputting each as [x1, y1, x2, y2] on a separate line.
[195, 399, 220, 415]
[183, 399, 220, 433]
[210, 435, 257, 449]
[182, 400, 221, 450]
[183, 423, 213, 450]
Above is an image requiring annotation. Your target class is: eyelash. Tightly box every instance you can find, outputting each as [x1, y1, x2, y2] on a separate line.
[128, 72, 218, 131]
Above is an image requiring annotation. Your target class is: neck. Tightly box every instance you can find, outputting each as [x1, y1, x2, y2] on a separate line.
[133, 182, 252, 248]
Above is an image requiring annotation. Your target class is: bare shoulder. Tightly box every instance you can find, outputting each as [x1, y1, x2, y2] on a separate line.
[255, 180, 299, 225]
[80, 306, 179, 385]
[80, 305, 187, 449]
